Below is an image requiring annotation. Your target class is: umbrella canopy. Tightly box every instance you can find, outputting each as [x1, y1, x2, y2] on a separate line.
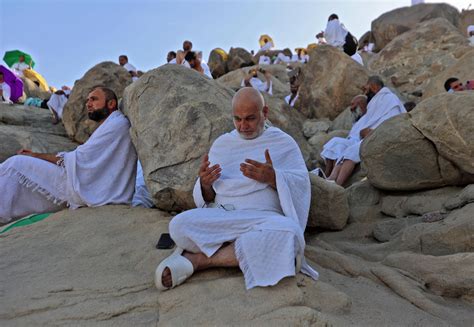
[23, 68, 49, 92]
[0, 65, 24, 102]
[259, 35, 274, 48]
[3, 50, 35, 68]
[214, 48, 228, 61]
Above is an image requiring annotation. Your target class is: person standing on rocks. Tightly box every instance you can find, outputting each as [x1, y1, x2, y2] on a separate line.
[155, 87, 318, 290]
[0, 86, 137, 223]
[317, 14, 358, 57]
[325, 76, 406, 186]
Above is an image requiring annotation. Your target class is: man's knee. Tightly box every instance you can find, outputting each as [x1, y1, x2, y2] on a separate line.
[169, 211, 192, 241]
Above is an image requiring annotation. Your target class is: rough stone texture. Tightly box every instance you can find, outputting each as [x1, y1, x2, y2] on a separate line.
[20, 76, 51, 100]
[361, 111, 474, 191]
[0, 103, 77, 162]
[422, 49, 474, 99]
[256, 64, 290, 84]
[380, 187, 462, 218]
[296, 45, 369, 119]
[411, 93, 474, 174]
[207, 48, 228, 79]
[444, 184, 474, 210]
[459, 9, 474, 37]
[308, 130, 348, 166]
[303, 119, 331, 138]
[369, 18, 470, 103]
[308, 174, 350, 230]
[330, 107, 356, 131]
[371, 3, 460, 51]
[62, 61, 132, 143]
[358, 31, 373, 50]
[227, 47, 254, 72]
[217, 65, 290, 98]
[122, 65, 235, 211]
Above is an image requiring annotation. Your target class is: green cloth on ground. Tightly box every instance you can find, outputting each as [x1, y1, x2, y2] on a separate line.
[0, 213, 52, 234]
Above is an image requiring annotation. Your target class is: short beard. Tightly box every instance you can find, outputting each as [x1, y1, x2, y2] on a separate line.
[88, 107, 110, 122]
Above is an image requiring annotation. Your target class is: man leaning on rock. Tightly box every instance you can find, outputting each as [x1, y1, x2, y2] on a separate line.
[0, 86, 137, 223]
[155, 87, 318, 291]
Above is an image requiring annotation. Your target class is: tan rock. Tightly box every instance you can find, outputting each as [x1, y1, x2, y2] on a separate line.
[207, 48, 228, 79]
[369, 18, 470, 103]
[227, 47, 253, 72]
[330, 107, 357, 131]
[296, 45, 369, 119]
[459, 9, 474, 37]
[308, 174, 349, 230]
[371, 3, 460, 51]
[62, 62, 132, 143]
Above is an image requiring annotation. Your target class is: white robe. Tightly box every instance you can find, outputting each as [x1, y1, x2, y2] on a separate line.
[169, 127, 318, 289]
[1, 82, 12, 103]
[351, 52, 364, 65]
[285, 93, 298, 107]
[47, 93, 68, 119]
[258, 56, 271, 65]
[12, 62, 29, 77]
[0, 111, 137, 222]
[132, 160, 155, 208]
[325, 19, 348, 48]
[321, 87, 406, 163]
[260, 41, 274, 52]
[291, 54, 309, 63]
[241, 77, 273, 95]
[200, 62, 213, 79]
[273, 53, 291, 64]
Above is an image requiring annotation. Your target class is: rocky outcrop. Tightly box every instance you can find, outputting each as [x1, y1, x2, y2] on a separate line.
[296, 45, 369, 119]
[207, 48, 228, 79]
[308, 174, 350, 230]
[371, 3, 460, 51]
[227, 47, 254, 71]
[21, 76, 51, 100]
[0, 103, 77, 162]
[369, 18, 470, 103]
[460, 9, 474, 36]
[62, 62, 132, 143]
[361, 93, 474, 191]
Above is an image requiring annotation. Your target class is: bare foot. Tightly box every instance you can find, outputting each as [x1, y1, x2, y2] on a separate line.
[162, 267, 172, 288]
[161, 252, 207, 288]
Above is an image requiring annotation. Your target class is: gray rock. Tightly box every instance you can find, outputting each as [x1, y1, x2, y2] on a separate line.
[303, 120, 331, 138]
[227, 47, 254, 72]
[62, 61, 133, 143]
[373, 216, 424, 242]
[330, 107, 357, 132]
[444, 184, 474, 210]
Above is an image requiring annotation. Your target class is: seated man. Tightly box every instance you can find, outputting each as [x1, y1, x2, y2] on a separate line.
[0, 72, 12, 104]
[119, 55, 139, 81]
[167, 51, 177, 64]
[285, 76, 300, 107]
[0, 86, 137, 223]
[47, 86, 72, 124]
[155, 87, 318, 290]
[444, 77, 464, 93]
[291, 48, 309, 63]
[11, 55, 31, 77]
[258, 54, 271, 65]
[241, 67, 273, 95]
[273, 52, 291, 65]
[184, 51, 212, 78]
[324, 76, 406, 185]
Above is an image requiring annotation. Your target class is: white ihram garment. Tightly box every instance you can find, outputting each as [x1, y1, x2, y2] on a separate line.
[169, 127, 318, 289]
[0, 111, 137, 222]
[325, 19, 348, 48]
[322, 87, 406, 164]
[259, 56, 271, 65]
[47, 93, 68, 119]
[285, 93, 298, 107]
[241, 77, 273, 95]
[1, 82, 12, 103]
[11, 62, 29, 77]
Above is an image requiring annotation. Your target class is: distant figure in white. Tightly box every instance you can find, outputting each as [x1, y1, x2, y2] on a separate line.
[321, 76, 406, 186]
[0, 87, 137, 223]
[468, 25, 474, 46]
[119, 55, 138, 81]
[0, 72, 12, 104]
[11, 55, 31, 77]
[167, 51, 177, 64]
[241, 67, 273, 95]
[184, 51, 212, 78]
[47, 85, 71, 124]
[155, 87, 318, 291]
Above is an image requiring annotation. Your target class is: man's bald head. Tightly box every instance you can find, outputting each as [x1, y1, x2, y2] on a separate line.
[232, 87, 269, 139]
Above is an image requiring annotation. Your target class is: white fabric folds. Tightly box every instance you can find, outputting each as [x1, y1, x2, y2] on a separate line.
[325, 19, 348, 48]
[169, 127, 318, 289]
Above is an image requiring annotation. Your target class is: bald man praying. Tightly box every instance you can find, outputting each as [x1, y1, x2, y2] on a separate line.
[155, 87, 318, 291]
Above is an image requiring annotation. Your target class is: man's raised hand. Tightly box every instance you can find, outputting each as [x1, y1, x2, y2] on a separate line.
[240, 149, 276, 189]
[199, 154, 221, 190]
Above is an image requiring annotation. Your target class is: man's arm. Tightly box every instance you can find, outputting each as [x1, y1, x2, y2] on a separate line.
[360, 128, 373, 139]
[17, 149, 59, 165]
[199, 154, 221, 202]
[240, 149, 276, 189]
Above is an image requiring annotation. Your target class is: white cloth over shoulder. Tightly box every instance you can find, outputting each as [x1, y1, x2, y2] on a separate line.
[351, 52, 364, 65]
[47, 93, 68, 119]
[170, 127, 318, 289]
[241, 77, 273, 95]
[201, 62, 213, 79]
[61, 110, 137, 208]
[260, 41, 274, 51]
[259, 56, 271, 65]
[325, 19, 348, 48]
[330, 87, 406, 163]
[285, 93, 298, 107]
[123, 62, 137, 73]
[12, 62, 29, 77]
[132, 160, 155, 208]
[1, 82, 12, 103]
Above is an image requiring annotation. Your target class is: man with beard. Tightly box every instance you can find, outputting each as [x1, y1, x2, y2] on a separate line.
[184, 51, 212, 78]
[155, 87, 318, 291]
[0, 86, 137, 223]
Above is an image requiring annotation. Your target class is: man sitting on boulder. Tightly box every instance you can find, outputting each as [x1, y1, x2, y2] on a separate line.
[184, 51, 212, 78]
[155, 87, 318, 290]
[444, 77, 464, 93]
[0, 72, 12, 104]
[119, 55, 138, 81]
[324, 76, 406, 186]
[0, 86, 137, 223]
[241, 67, 273, 95]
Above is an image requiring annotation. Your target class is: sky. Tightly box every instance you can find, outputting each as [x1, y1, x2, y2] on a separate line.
[0, 0, 471, 88]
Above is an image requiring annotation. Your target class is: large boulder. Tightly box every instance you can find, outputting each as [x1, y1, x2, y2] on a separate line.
[227, 47, 254, 72]
[361, 93, 474, 191]
[296, 45, 369, 120]
[0, 103, 77, 162]
[21, 76, 51, 100]
[371, 3, 460, 51]
[422, 49, 474, 100]
[217, 65, 290, 98]
[368, 18, 471, 102]
[207, 48, 228, 79]
[62, 62, 132, 143]
[460, 9, 474, 36]
[308, 174, 350, 230]
[123, 65, 234, 211]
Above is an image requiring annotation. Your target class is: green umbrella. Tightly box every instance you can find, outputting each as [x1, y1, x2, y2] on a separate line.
[3, 50, 35, 68]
